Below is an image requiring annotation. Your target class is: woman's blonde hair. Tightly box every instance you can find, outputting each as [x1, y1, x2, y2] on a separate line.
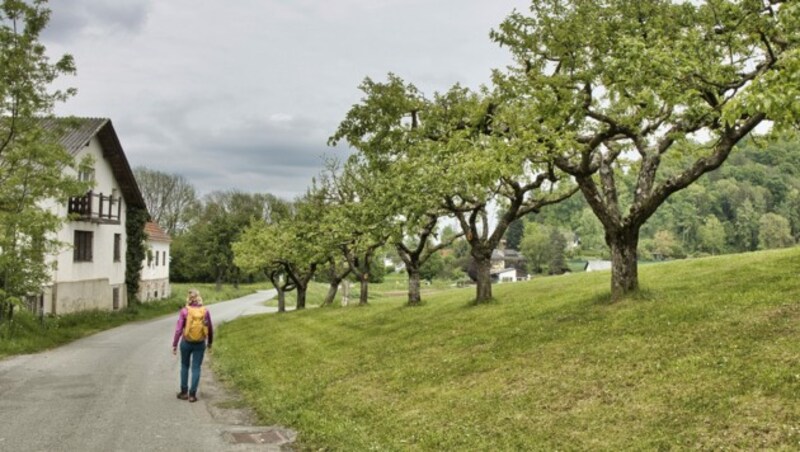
[186, 288, 203, 305]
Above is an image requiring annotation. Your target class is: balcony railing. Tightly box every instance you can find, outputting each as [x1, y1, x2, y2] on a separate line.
[68, 190, 121, 224]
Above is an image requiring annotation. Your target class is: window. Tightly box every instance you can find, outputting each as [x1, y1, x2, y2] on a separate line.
[78, 168, 95, 183]
[112, 288, 120, 310]
[162, 251, 167, 266]
[113, 234, 121, 262]
[155, 251, 159, 267]
[73, 231, 93, 262]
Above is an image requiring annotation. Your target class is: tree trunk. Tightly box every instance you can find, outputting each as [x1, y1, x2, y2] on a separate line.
[474, 254, 492, 303]
[609, 228, 640, 301]
[215, 269, 223, 292]
[322, 282, 339, 307]
[322, 260, 349, 307]
[268, 270, 286, 313]
[406, 265, 422, 306]
[321, 274, 345, 307]
[359, 274, 369, 306]
[341, 281, 350, 306]
[232, 267, 240, 289]
[296, 285, 306, 310]
[286, 264, 314, 310]
[276, 288, 286, 313]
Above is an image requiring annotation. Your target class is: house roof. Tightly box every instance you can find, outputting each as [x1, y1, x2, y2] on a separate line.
[492, 248, 525, 262]
[144, 222, 171, 243]
[41, 117, 146, 210]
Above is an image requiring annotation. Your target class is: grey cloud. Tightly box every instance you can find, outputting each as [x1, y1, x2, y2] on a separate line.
[51, 0, 529, 200]
[183, 117, 342, 195]
[43, 0, 150, 42]
[155, 150, 334, 200]
[185, 165, 326, 201]
[123, 110, 345, 198]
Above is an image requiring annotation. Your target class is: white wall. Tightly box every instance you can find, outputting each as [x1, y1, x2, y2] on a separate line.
[141, 241, 170, 281]
[140, 240, 170, 301]
[42, 136, 128, 312]
[496, 269, 517, 283]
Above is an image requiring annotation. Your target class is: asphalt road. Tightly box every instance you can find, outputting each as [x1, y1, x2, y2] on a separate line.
[0, 289, 289, 452]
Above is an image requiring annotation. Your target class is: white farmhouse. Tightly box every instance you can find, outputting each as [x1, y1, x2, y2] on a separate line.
[139, 221, 171, 302]
[490, 246, 528, 283]
[491, 267, 518, 284]
[36, 118, 147, 315]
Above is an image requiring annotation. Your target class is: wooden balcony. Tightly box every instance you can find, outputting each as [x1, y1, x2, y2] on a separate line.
[68, 190, 122, 224]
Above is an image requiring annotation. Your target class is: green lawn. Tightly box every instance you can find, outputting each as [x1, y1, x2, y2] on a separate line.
[213, 247, 800, 450]
[0, 282, 266, 359]
[276, 273, 457, 308]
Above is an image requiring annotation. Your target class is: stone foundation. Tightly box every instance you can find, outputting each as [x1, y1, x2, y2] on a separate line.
[44, 279, 127, 315]
[139, 278, 171, 302]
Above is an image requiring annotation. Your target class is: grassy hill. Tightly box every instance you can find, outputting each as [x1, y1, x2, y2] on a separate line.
[213, 248, 800, 450]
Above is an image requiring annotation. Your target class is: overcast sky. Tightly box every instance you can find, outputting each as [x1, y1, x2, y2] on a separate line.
[44, 0, 530, 200]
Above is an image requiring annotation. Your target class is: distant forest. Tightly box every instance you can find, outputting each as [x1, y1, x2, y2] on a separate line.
[507, 136, 800, 262]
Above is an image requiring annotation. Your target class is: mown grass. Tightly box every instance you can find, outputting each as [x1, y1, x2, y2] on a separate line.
[0, 282, 266, 359]
[213, 247, 800, 451]
[276, 273, 457, 309]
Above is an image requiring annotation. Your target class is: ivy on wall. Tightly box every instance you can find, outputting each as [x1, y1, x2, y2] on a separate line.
[126, 207, 149, 303]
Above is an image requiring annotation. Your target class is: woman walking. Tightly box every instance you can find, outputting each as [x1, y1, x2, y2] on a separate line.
[172, 288, 213, 402]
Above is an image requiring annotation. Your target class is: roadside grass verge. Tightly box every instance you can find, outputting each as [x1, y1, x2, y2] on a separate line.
[213, 247, 800, 450]
[0, 282, 266, 359]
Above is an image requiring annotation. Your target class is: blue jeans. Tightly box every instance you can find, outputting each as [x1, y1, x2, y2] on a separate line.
[180, 340, 206, 396]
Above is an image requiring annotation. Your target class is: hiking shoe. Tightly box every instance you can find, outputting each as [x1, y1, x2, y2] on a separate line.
[177, 392, 189, 400]
[188, 395, 198, 403]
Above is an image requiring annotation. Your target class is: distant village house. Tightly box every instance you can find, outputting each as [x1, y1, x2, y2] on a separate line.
[30, 118, 168, 315]
[490, 240, 529, 283]
[139, 222, 172, 301]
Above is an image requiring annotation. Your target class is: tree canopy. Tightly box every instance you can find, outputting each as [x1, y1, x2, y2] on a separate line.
[492, 0, 800, 299]
[133, 167, 199, 235]
[0, 0, 88, 319]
